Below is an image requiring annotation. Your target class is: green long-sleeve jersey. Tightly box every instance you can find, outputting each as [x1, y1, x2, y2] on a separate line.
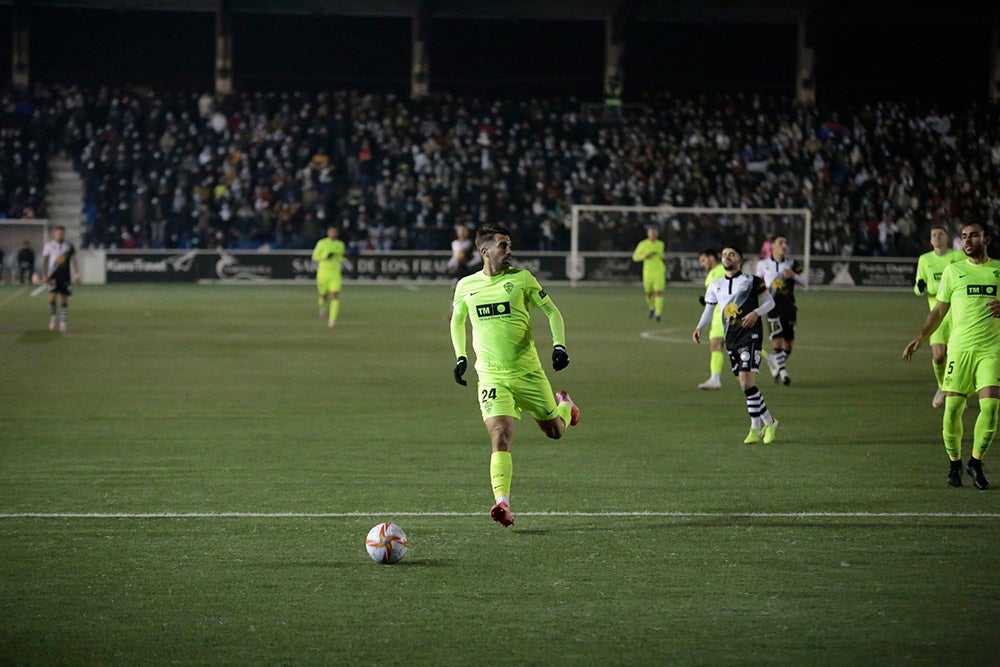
[451, 268, 565, 379]
[632, 239, 666, 278]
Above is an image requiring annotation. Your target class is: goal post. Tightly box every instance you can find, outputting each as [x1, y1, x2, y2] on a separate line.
[569, 205, 812, 287]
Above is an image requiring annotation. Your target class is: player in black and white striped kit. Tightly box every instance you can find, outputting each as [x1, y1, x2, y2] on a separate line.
[41, 225, 80, 332]
[755, 234, 807, 384]
[693, 246, 780, 444]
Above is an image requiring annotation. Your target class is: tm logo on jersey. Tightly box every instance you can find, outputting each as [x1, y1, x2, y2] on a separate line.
[966, 285, 998, 297]
[476, 301, 511, 317]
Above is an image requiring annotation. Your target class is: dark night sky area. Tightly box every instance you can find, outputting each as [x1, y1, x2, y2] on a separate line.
[0, 5, 993, 105]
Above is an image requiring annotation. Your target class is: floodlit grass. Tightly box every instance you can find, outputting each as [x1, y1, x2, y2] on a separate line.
[1, 282, 998, 664]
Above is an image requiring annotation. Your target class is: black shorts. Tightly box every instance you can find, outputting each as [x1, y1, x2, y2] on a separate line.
[48, 278, 72, 296]
[766, 309, 796, 342]
[727, 330, 764, 375]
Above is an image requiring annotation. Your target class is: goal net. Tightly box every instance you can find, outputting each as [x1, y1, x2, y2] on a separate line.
[568, 205, 812, 286]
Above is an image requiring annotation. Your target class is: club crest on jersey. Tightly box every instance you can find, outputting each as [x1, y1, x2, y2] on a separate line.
[476, 301, 511, 318]
[503, 281, 514, 294]
[967, 285, 998, 297]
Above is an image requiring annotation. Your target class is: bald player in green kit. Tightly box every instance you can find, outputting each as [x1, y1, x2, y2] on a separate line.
[450, 223, 581, 527]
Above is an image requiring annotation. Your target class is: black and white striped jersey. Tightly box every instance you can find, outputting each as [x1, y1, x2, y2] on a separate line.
[703, 272, 772, 345]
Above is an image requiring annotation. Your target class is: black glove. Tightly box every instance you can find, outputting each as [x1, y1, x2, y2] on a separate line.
[916, 279, 927, 294]
[453, 356, 468, 386]
[552, 345, 570, 371]
[327, 252, 335, 259]
[698, 296, 706, 306]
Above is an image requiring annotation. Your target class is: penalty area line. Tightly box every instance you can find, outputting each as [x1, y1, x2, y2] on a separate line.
[0, 287, 29, 309]
[1, 511, 999, 519]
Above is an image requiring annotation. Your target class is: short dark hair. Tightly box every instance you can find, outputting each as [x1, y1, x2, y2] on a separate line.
[699, 248, 719, 259]
[476, 224, 511, 250]
[723, 245, 743, 258]
[961, 221, 991, 239]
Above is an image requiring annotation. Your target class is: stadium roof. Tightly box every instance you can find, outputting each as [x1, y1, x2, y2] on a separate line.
[3, 0, 994, 24]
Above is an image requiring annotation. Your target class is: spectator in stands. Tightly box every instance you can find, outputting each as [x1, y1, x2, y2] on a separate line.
[5, 85, 998, 258]
[17, 240, 35, 283]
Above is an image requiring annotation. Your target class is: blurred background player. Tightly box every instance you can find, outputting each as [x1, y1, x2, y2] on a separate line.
[41, 225, 80, 332]
[913, 225, 963, 407]
[755, 234, 807, 385]
[631, 225, 666, 321]
[903, 221, 1000, 490]
[447, 224, 481, 282]
[311, 225, 346, 328]
[693, 246, 778, 444]
[450, 223, 580, 528]
[18, 240, 36, 284]
[697, 248, 727, 389]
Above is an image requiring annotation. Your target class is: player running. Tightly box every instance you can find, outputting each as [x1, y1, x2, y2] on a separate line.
[903, 221, 1000, 490]
[755, 234, 807, 385]
[631, 225, 666, 322]
[450, 223, 580, 528]
[693, 246, 779, 444]
[913, 225, 964, 407]
[311, 225, 346, 328]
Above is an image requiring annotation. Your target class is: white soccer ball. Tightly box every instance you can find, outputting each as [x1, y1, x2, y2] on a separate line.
[365, 522, 408, 564]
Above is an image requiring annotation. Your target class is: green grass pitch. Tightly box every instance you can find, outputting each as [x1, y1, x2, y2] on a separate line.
[1, 282, 998, 664]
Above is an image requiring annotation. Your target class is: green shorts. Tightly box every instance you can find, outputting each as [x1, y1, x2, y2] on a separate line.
[477, 367, 558, 422]
[941, 349, 1000, 396]
[643, 273, 666, 294]
[928, 310, 952, 347]
[316, 272, 342, 294]
[709, 305, 724, 339]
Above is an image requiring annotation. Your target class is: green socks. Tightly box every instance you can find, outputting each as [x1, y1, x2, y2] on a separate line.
[490, 451, 512, 501]
[943, 396, 967, 461]
[973, 397, 999, 460]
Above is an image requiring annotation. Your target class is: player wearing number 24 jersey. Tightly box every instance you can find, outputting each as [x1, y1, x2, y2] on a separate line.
[450, 224, 580, 528]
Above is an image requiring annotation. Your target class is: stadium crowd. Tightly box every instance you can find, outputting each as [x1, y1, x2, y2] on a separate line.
[2, 83, 998, 256]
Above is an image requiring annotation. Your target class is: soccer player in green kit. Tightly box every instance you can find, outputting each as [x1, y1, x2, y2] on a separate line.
[631, 225, 666, 321]
[903, 221, 1000, 490]
[913, 225, 964, 407]
[697, 248, 727, 389]
[450, 224, 581, 527]
[311, 226, 346, 328]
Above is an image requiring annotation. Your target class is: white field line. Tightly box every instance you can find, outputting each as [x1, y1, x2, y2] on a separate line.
[1, 511, 999, 519]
